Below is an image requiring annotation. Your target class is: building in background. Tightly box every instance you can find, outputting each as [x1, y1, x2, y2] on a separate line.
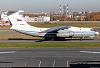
[1, 11, 9, 22]
[63, 5, 67, 15]
[0, 11, 50, 23]
[24, 16, 50, 22]
[0, 11, 10, 26]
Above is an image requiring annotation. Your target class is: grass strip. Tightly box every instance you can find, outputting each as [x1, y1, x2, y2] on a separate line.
[0, 42, 100, 48]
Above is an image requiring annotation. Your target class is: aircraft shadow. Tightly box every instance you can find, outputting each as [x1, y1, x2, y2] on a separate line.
[8, 38, 94, 42]
[8, 38, 46, 42]
[8, 38, 34, 40]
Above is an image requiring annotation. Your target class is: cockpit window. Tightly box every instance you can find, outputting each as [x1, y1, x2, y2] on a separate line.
[91, 28, 96, 31]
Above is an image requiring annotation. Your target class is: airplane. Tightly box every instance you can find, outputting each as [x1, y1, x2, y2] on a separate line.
[7, 10, 99, 41]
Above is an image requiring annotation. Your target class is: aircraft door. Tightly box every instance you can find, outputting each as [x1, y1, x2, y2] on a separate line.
[69, 31, 74, 37]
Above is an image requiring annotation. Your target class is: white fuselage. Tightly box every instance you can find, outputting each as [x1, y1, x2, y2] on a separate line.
[10, 25, 49, 37]
[57, 27, 98, 38]
[8, 11, 99, 40]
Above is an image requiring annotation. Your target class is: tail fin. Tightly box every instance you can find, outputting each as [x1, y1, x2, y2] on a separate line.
[8, 11, 29, 27]
[7, 10, 38, 31]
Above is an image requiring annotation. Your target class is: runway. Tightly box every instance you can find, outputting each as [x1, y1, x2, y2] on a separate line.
[0, 48, 100, 67]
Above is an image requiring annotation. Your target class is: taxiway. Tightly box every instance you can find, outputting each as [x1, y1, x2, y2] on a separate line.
[0, 48, 100, 67]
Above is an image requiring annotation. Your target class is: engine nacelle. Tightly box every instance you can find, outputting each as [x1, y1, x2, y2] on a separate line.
[57, 31, 97, 38]
[57, 33, 70, 37]
[57, 32, 74, 37]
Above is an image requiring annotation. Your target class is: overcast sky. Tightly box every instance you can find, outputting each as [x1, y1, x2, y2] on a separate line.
[0, 0, 100, 13]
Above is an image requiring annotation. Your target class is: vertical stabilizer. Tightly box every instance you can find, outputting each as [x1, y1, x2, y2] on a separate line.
[8, 11, 49, 35]
[8, 11, 29, 26]
[8, 11, 37, 31]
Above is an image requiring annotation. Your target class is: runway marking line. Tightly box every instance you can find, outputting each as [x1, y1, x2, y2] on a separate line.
[29, 59, 41, 67]
[80, 51, 100, 54]
[38, 60, 42, 67]
[0, 51, 16, 54]
[53, 59, 55, 67]
[66, 60, 70, 67]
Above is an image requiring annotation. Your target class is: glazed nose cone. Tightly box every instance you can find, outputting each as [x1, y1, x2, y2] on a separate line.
[95, 32, 99, 36]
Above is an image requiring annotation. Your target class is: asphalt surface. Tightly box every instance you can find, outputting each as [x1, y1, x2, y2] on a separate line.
[0, 28, 100, 67]
[0, 48, 100, 67]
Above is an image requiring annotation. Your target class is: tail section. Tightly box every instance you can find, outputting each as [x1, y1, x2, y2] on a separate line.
[8, 11, 30, 27]
[8, 11, 38, 31]
[7, 10, 49, 36]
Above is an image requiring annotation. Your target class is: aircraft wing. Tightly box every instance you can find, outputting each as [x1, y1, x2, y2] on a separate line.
[42, 26, 70, 37]
[43, 26, 69, 33]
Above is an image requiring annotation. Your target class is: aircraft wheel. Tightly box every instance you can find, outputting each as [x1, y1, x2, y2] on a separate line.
[53, 37, 66, 41]
[44, 37, 52, 41]
[80, 37, 84, 41]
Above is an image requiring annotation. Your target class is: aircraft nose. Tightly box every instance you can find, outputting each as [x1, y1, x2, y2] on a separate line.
[95, 32, 99, 36]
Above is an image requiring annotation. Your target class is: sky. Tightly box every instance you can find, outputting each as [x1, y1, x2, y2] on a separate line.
[0, 0, 100, 13]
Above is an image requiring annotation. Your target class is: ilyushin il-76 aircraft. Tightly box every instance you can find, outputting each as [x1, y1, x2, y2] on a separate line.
[7, 11, 99, 41]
